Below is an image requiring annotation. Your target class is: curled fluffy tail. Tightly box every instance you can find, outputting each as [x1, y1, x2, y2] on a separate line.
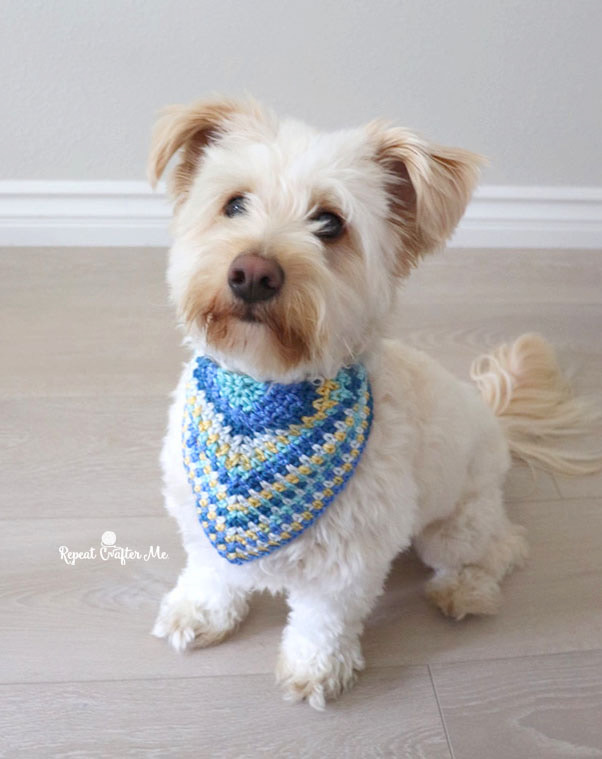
[470, 333, 602, 476]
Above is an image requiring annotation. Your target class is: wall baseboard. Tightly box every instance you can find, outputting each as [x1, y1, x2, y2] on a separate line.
[0, 181, 601, 249]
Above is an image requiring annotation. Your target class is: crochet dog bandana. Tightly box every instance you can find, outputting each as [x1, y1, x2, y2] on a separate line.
[182, 356, 373, 564]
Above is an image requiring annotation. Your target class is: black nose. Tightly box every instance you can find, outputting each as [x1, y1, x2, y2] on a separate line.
[227, 253, 284, 303]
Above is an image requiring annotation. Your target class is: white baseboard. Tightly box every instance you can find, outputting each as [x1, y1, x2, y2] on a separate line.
[0, 182, 172, 247]
[451, 185, 602, 249]
[0, 181, 601, 249]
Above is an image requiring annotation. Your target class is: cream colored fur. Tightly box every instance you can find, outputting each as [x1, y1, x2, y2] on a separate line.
[148, 96, 601, 710]
[471, 333, 602, 475]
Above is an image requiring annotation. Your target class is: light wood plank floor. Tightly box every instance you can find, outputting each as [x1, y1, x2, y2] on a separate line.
[1, 247, 601, 758]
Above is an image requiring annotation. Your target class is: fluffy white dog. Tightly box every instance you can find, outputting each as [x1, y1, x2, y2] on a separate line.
[148, 96, 600, 709]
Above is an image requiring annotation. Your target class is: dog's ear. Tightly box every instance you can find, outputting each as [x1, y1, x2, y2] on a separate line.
[367, 122, 485, 273]
[147, 96, 266, 206]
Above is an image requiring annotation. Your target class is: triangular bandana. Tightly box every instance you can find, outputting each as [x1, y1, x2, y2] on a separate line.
[182, 356, 373, 564]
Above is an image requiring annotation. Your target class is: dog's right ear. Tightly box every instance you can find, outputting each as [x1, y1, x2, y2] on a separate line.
[366, 121, 485, 274]
[147, 96, 265, 206]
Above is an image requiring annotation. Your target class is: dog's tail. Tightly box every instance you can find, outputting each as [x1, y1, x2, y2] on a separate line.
[470, 333, 602, 475]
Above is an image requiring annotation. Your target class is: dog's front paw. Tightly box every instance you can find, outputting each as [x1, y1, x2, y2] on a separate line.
[152, 587, 248, 652]
[275, 638, 364, 710]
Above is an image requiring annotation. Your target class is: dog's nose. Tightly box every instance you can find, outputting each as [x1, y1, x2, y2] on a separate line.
[227, 253, 284, 303]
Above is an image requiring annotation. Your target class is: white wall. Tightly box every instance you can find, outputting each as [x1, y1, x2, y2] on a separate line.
[2, 0, 601, 186]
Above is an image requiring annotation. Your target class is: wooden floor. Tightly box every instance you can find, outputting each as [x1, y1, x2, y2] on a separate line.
[1, 247, 601, 758]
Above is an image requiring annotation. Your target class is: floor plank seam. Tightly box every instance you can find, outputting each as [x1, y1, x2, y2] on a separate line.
[3, 650, 602, 688]
[550, 472, 565, 498]
[425, 646, 602, 671]
[428, 665, 456, 759]
[0, 392, 174, 402]
[0, 514, 168, 522]
[5, 493, 597, 524]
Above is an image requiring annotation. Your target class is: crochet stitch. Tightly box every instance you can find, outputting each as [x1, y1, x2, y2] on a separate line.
[182, 356, 373, 564]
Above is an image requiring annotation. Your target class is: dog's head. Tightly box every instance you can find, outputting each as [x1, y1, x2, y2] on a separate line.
[149, 96, 482, 380]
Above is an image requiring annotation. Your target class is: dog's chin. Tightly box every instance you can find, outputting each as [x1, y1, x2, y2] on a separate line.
[196, 302, 315, 381]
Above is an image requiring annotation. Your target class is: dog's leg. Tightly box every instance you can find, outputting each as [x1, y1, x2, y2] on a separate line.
[154, 381, 251, 651]
[152, 547, 250, 651]
[414, 486, 528, 620]
[152, 562, 250, 651]
[275, 569, 388, 710]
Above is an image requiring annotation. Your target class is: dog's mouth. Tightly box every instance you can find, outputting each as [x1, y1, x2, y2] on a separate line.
[193, 289, 315, 371]
[233, 300, 276, 325]
[200, 298, 269, 328]
[239, 307, 262, 324]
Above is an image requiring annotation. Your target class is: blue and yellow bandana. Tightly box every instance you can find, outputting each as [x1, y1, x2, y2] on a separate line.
[182, 356, 373, 564]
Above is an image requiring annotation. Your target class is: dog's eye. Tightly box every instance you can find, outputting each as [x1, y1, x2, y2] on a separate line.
[224, 195, 247, 217]
[311, 211, 345, 241]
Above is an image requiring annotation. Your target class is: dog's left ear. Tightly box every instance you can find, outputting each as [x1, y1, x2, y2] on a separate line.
[147, 95, 268, 207]
[367, 122, 485, 272]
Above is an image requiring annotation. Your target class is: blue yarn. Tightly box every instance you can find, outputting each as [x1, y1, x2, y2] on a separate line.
[182, 356, 373, 564]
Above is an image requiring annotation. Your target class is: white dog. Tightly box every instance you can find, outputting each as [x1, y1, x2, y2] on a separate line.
[148, 96, 600, 709]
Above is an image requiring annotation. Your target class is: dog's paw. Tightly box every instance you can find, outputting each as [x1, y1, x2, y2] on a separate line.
[152, 589, 248, 651]
[275, 639, 364, 710]
[426, 566, 502, 620]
